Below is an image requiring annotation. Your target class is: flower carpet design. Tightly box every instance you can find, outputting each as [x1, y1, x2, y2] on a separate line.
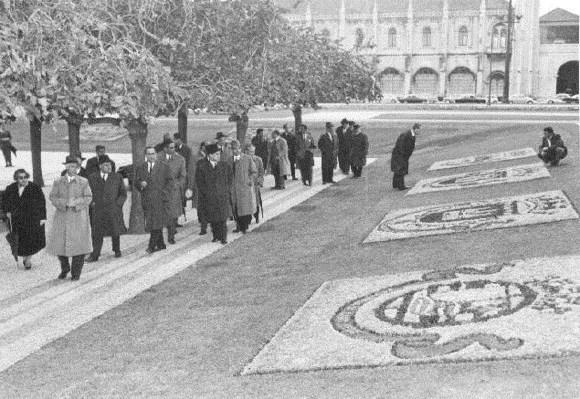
[427, 148, 537, 171]
[241, 256, 580, 375]
[407, 163, 550, 195]
[364, 190, 578, 243]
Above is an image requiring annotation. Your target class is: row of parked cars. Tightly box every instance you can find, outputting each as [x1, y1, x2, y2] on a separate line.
[382, 93, 579, 105]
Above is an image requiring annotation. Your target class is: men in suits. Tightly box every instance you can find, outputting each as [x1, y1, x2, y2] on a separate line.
[318, 122, 338, 184]
[336, 118, 351, 175]
[281, 124, 298, 180]
[159, 139, 186, 245]
[86, 145, 116, 177]
[216, 132, 233, 165]
[391, 123, 420, 191]
[47, 155, 93, 281]
[296, 124, 315, 186]
[350, 124, 369, 178]
[244, 144, 264, 223]
[231, 140, 257, 234]
[86, 156, 127, 262]
[135, 146, 173, 254]
[267, 130, 291, 189]
[195, 143, 233, 244]
[537, 126, 567, 166]
[251, 128, 269, 169]
[195, 142, 209, 235]
[173, 133, 196, 215]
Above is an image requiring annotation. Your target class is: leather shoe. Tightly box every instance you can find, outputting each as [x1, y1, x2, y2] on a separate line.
[233, 229, 241, 233]
[58, 272, 68, 280]
[398, 186, 410, 191]
[168, 239, 176, 245]
[86, 255, 98, 263]
[157, 245, 167, 250]
[115, 252, 122, 258]
[146, 247, 156, 254]
[212, 238, 219, 242]
[71, 276, 80, 281]
[176, 223, 184, 228]
[220, 239, 228, 244]
[199, 230, 207, 236]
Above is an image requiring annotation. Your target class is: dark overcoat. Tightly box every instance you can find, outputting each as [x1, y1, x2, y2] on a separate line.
[281, 132, 298, 161]
[134, 161, 172, 232]
[2, 182, 46, 256]
[86, 156, 116, 177]
[195, 159, 233, 222]
[251, 135, 269, 168]
[336, 126, 351, 157]
[318, 132, 338, 169]
[350, 132, 369, 168]
[88, 172, 127, 237]
[539, 134, 567, 155]
[251, 155, 264, 216]
[391, 130, 416, 175]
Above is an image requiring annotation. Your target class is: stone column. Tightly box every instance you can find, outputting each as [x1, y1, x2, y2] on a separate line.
[476, 0, 487, 95]
[405, 0, 414, 95]
[440, 0, 449, 97]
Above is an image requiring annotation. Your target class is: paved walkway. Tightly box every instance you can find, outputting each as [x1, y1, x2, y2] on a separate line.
[0, 156, 375, 373]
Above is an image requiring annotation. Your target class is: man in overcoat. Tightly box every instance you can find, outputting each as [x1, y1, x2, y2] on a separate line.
[135, 146, 173, 254]
[391, 123, 420, 190]
[251, 128, 269, 169]
[267, 130, 291, 189]
[159, 139, 186, 244]
[47, 155, 93, 281]
[336, 118, 351, 175]
[244, 144, 264, 223]
[281, 124, 298, 180]
[231, 140, 257, 234]
[349, 124, 369, 178]
[174, 133, 196, 214]
[86, 156, 127, 262]
[295, 124, 315, 186]
[195, 142, 208, 235]
[318, 122, 338, 184]
[195, 143, 233, 244]
[85, 145, 116, 177]
[537, 126, 567, 166]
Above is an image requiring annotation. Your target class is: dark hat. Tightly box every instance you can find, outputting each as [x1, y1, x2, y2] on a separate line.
[63, 155, 80, 165]
[325, 122, 334, 128]
[543, 126, 554, 134]
[205, 143, 220, 155]
[348, 120, 355, 125]
[215, 131, 229, 140]
[353, 124, 360, 129]
[340, 118, 348, 124]
[97, 155, 112, 165]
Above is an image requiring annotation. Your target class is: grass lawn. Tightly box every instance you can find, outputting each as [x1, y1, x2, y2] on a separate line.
[1, 119, 578, 398]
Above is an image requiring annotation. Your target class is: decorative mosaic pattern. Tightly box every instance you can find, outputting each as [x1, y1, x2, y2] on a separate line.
[428, 148, 537, 171]
[407, 163, 550, 195]
[364, 190, 578, 243]
[242, 256, 580, 375]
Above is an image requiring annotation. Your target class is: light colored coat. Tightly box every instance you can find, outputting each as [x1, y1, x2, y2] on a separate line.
[231, 154, 257, 217]
[267, 137, 291, 176]
[159, 151, 186, 219]
[47, 176, 93, 257]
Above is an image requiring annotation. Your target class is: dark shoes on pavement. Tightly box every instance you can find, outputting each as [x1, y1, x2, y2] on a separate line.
[58, 272, 68, 280]
[86, 255, 99, 263]
[168, 239, 176, 245]
[115, 252, 122, 258]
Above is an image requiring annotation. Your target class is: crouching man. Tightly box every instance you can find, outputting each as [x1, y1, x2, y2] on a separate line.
[538, 126, 567, 166]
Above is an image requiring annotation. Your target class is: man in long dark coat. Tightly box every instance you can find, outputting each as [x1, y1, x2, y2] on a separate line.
[86, 145, 116, 177]
[537, 126, 567, 166]
[336, 118, 351, 175]
[296, 124, 315, 186]
[281, 124, 298, 180]
[350, 124, 369, 178]
[2, 168, 46, 269]
[195, 143, 233, 244]
[318, 122, 338, 184]
[86, 156, 127, 262]
[251, 129, 269, 169]
[135, 146, 173, 254]
[391, 123, 420, 190]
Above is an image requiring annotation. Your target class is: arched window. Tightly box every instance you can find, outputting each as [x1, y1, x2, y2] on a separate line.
[422, 27, 432, 47]
[388, 28, 397, 48]
[458, 26, 468, 46]
[492, 23, 507, 49]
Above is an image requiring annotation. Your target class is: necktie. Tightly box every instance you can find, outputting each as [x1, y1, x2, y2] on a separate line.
[148, 162, 152, 173]
[103, 174, 107, 181]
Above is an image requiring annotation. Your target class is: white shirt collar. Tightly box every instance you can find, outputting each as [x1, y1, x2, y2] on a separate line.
[411, 129, 416, 137]
[67, 175, 76, 183]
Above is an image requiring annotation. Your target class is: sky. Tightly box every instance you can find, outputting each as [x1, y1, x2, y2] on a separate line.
[539, 0, 580, 16]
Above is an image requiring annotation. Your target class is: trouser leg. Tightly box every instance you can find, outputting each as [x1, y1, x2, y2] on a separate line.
[71, 255, 85, 279]
[220, 220, 228, 241]
[154, 229, 165, 248]
[148, 232, 156, 250]
[58, 256, 71, 274]
[289, 157, 296, 179]
[1, 145, 11, 166]
[91, 233, 104, 258]
[239, 215, 252, 232]
[167, 218, 176, 241]
[111, 235, 120, 253]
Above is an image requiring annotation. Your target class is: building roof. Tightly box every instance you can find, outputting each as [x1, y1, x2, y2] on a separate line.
[274, 0, 509, 15]
[540, 8, 579, 23]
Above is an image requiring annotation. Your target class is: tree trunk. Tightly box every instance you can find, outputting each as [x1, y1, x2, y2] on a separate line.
[236, 111, 249, 144]
[127, 119, 148, 234]
[177, 104, 188, 144]
[29, 117, 44, 187]
[66, 115, 82, 156]
[292, 104, 302, 134]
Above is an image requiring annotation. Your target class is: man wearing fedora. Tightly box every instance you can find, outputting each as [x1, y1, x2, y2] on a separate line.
[61, 152, 89, 179]
[267, 129, 291, 189]
[47, 155, 93, 281]
[86, 145, 116, 177]
[216, 131, 234, 165]
[195, 143, 233, 244]
[391, 123, 420, 191]
[318, 122, 338, 184]
[86, 156, 127, 262]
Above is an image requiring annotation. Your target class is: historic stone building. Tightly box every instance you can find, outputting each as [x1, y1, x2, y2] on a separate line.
[275, 0, 579, 99]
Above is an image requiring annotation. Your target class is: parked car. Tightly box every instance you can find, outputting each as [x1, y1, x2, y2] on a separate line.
[453, 95, 487, 104]
[397, 95, 428, 103]
[564, 94, 579, 104]
[509, 95, 537, 105]
[543, 93, 570, 104]
[381, 95, 400, 104]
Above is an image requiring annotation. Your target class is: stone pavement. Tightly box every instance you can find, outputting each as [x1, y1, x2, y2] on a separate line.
[0, 155, 375, 373]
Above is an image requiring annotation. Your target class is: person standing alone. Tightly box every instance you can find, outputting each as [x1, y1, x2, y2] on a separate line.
[391, 123, 420, 191]
[318, 122, 338, 184]
[349, 124, 369, 178]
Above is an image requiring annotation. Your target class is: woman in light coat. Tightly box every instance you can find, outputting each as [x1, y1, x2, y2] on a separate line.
[230, 140, 257, 233]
